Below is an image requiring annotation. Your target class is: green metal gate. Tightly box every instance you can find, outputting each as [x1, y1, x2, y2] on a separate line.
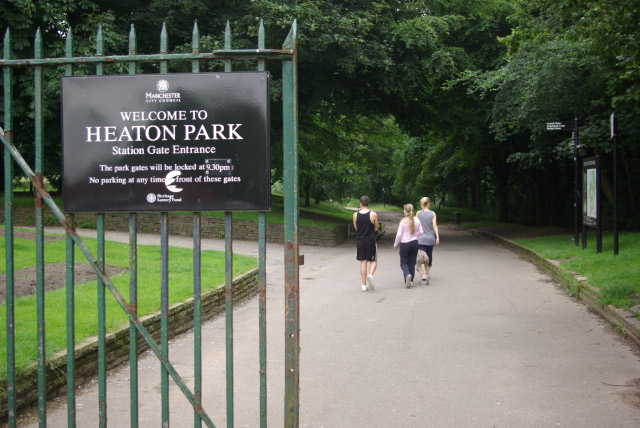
[1, 19, 299, 427]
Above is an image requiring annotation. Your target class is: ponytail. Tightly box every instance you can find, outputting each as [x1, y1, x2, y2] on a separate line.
[404, 203, 415, 234]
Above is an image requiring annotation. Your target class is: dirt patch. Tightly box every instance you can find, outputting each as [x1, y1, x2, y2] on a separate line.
[0, 262, 127, 303]
[0, 227, 66, 242]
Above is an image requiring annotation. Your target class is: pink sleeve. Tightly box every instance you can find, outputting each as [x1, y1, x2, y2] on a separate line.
[394, 222, 404, 248]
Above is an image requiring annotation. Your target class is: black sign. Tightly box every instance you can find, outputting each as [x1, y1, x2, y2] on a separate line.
[546, 121, 576, 131]
[61, 72, 270, 212]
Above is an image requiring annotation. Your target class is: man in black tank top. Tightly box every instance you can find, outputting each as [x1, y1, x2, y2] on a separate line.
[353, 196, 379, 291]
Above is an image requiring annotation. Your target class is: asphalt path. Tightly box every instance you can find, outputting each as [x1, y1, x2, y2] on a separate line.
[19, 212, 640, 427]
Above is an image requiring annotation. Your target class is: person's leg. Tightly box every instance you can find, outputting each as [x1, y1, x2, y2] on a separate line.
[360, 260, 368, 285]
[399, 242, 412, 286]
[408, 240, 418, 282]
[417, 246, 428, 281]
[368, 260, 377, 276]
[357, 241, 368, 290]
[425, 245, 434, 276]
[366, 260, 376, 290]
[364, 241, 376, 290]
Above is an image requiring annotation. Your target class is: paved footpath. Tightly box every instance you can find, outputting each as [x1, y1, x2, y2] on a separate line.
[20, 212, 640, 427]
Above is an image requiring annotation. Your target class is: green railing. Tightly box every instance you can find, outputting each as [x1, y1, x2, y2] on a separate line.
[2, 19, 299, 428]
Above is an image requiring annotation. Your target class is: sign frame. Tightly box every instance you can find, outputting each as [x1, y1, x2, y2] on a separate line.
[581, 155, 602, 253]
[61, 72, 271, 212]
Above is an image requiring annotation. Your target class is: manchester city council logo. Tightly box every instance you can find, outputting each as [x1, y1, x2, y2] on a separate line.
[156, 79, 169, 92]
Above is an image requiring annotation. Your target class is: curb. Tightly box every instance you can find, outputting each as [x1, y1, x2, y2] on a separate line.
[469, 229, 640, 347]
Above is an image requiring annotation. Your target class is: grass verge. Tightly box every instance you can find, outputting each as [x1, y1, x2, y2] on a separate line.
[190, 194, 353, 228]
[514, 231, 640, 309]
[0, 234, 257, 380]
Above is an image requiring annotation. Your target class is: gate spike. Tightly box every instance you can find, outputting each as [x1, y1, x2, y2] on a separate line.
[4, 28, 11, 55]
[65, 27, 73, 57]
[34, 28, 42, 58]
[128, 24, 136, 74]
[191, 21, 199, 73]
[65, 27, 73, 78]
[283, 19, 297, 49]
[192, 20, 199, 53]
[224, 21, 231, 72]
[96, 25, 103, 56]
[161, 22, 168, 54]
[258, 20, 265, 50]
[129, 24, 136, 55]
[225, 20, 231, 49]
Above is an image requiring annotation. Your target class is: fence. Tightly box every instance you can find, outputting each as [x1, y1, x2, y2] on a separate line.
[1, 18, 299, 428]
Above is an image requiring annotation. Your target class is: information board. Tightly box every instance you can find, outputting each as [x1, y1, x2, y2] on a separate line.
[582, 157, 597, 227]
[62, 72, 270, 212]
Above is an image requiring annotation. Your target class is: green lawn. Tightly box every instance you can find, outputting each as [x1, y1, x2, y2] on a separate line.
[191, 193, 354, 228]
[0, 234, 257, 379]
[514, 231, 640, 309]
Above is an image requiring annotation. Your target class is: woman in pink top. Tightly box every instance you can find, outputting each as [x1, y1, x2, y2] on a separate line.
[393, 203, 424, 288]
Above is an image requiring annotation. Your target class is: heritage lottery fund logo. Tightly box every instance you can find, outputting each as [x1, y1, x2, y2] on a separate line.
[146, 79, 181, 103]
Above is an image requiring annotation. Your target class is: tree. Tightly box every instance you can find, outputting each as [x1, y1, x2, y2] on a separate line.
[468, 0, 640, 226]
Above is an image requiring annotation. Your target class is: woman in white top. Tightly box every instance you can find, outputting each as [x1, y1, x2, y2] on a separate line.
[394, 203, 424, 288]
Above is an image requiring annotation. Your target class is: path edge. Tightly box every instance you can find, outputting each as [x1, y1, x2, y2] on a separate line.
[469, 229, 640, 347]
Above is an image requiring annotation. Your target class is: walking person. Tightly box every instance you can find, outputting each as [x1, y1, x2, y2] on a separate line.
[353, 196, 379, 291]
[393, 203, 423, 288]
[416, 196, 440, 285]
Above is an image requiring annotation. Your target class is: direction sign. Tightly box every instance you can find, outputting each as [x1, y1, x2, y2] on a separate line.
[546, 121, 576, 131]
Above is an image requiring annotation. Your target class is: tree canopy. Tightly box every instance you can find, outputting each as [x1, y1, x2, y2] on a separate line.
[1, 0, 638, 228]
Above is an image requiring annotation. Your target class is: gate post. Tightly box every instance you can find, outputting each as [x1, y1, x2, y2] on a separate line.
[282, 20, 300, 428]
[3, 28, 16, 428]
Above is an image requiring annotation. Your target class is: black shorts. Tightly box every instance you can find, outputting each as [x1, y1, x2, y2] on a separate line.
[357, 240, 377, 261]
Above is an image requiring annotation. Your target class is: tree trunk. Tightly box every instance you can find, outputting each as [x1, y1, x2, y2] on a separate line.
[491, 149, 511, 223]
[304, 179, 311, 207]
[437, 189, 447, 211]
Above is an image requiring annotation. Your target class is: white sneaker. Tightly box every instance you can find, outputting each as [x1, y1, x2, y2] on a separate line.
[421, 275, 427, 285]
[405, 274, 412, 288]
[362, 285, 368, 292]
[366, 275, 375, 291]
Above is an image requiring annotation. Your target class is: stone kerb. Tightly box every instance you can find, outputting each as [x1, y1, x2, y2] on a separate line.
[5, 207, 348, 247]
[469, 229, 640, 347]
[0, 269, 258, 421]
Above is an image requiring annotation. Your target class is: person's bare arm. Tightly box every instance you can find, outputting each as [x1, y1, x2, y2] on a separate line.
[371, 211, 379, 232]
[433, 213, 440, 244]
[353, 212, 358, 231]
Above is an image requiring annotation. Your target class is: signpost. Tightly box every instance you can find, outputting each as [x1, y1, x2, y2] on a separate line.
[546, 118, 579, 246]
[62, 72, 271, 212]
[611, 112, 619, 255]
